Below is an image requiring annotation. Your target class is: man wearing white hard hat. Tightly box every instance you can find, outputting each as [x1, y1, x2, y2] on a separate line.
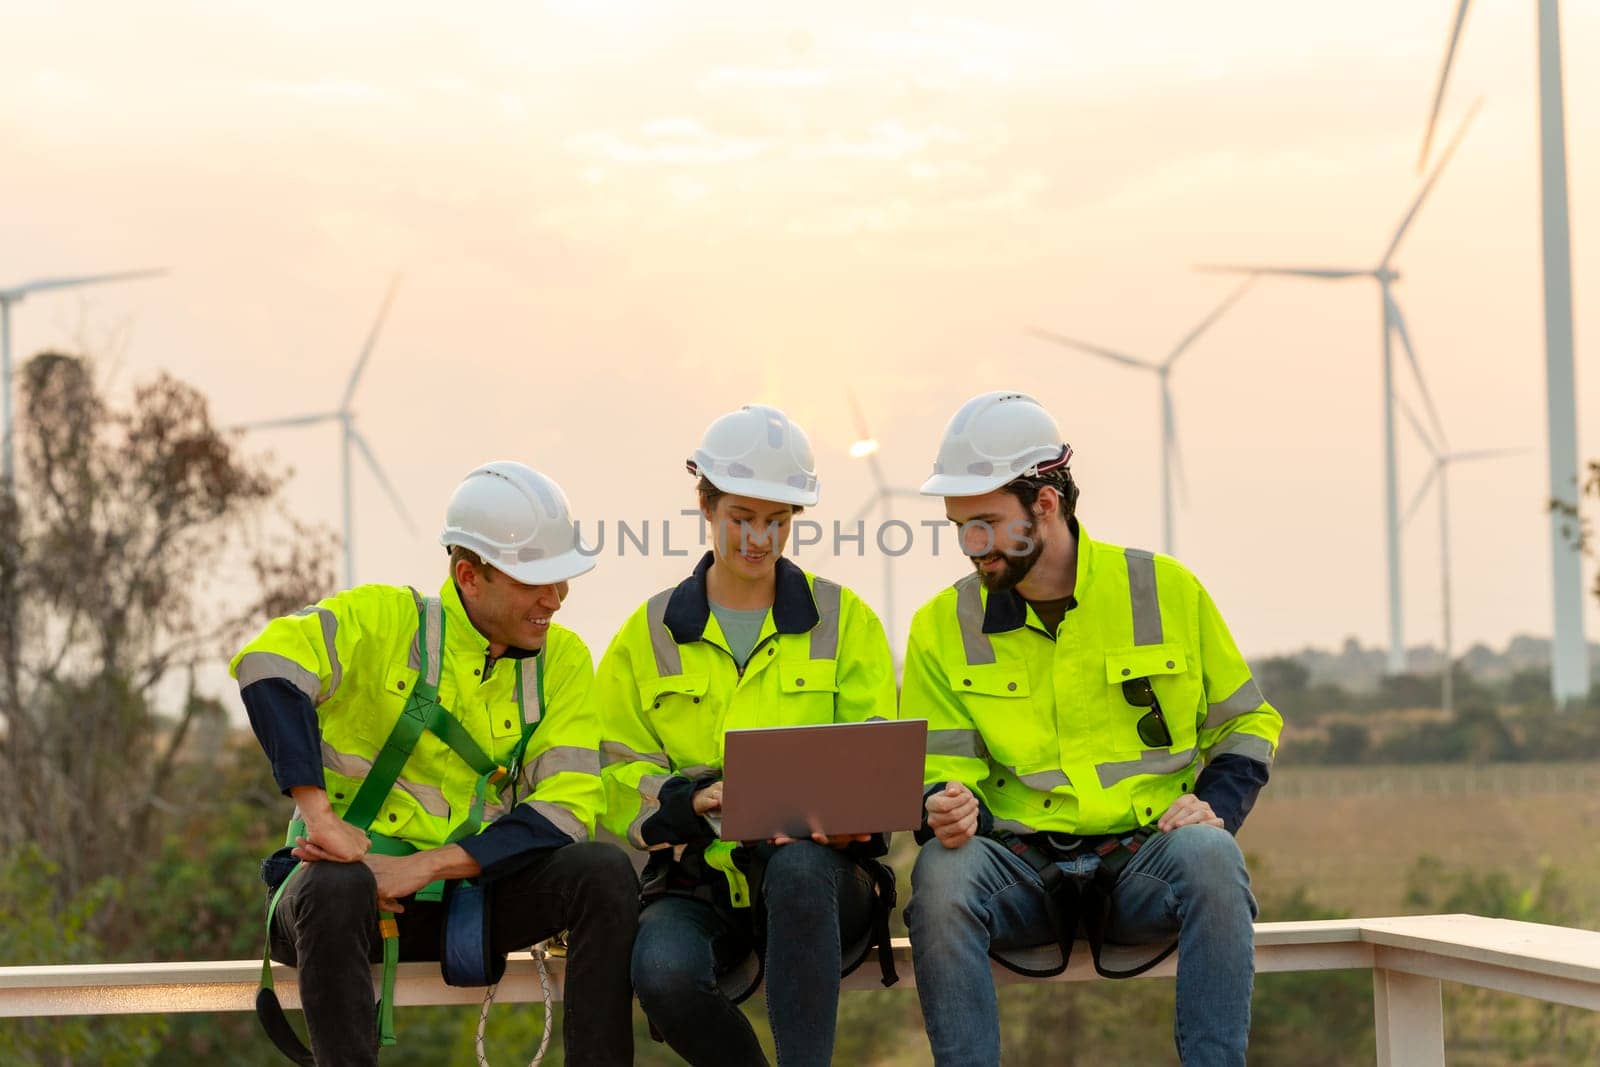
[902, 392, 1283, 1066]
[231, 461, 636, 1066]
[595, 405, 900, 1066]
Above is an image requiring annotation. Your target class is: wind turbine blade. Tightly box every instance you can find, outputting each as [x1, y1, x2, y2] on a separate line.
[1026, 328, 1154, 371]
[1165, 389, 1189, 506]
[341, 273, 402, 410]
[1165, 277, 1255, 369]
[1383, 97, 1482, 266]
[1385, 291, 1449, 449]
[1394, 393, 1440, 459]
[847, 390, 889, 491]
[847, 390, 872, 442]
[1404, 463, 1442, 526]
[1194, 264, 1367, 281]
[2, 268, 168, 300]
[235, 411, 342, 432]
[349, 428, 417, 534]
[1449, 446, 1530, 465]
[1418, 0, 1474, 172]
[850, 491, 885, 527]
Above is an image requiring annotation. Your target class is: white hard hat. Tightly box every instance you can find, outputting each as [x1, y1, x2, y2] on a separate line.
[439, 461, 596, 585]
[920, 391, 1070, 497]
[687, 404, 820, 507]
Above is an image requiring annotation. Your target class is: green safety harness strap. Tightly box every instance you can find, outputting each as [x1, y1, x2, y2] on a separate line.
[256, 596, 547, 1063]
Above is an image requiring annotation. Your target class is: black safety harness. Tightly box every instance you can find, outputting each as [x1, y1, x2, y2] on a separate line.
[988, 824, 1177, 979]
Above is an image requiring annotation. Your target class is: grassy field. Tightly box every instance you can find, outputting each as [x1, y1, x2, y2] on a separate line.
[1241, 761, 1600, 922]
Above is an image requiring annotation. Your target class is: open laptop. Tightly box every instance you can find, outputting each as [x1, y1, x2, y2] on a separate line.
[718, 719, 929, 842]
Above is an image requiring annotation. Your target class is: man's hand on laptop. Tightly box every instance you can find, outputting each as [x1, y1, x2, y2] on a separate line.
[926, 782, 980, 849]
[692, 780, 724, 815]
[770, 831, 874, 849]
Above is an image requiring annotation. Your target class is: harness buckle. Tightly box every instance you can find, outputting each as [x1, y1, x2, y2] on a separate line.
[1042, 832, 1084, 854]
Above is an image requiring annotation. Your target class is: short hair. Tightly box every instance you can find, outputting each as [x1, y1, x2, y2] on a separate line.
[448, 544, 496, 582]
[1000, 466, 1080, 525]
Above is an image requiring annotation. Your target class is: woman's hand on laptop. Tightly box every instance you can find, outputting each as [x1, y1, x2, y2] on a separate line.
[770, 832, 874, 849]
[692, 780, 724, 816]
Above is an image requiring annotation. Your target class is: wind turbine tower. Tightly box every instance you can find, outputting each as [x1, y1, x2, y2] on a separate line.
[1198, 105, 1479, 674]
[1027, 278, 1254, 556]
[847, 393, 919, 659]
[240, 275, 415, 587]
[1419, 0, 1587, 703]
[1399, 400, 1527, 716]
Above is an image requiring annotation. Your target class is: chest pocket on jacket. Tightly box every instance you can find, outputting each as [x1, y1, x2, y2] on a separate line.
[948, 663, 1046, 768]
[1103, 644, 1198, 753]
[638, 673, 710, 714]
[777, 658, 838, 725]
[348, 661, 421, 749]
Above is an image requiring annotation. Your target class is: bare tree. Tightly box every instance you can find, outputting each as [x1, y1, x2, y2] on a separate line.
[0, 352, 335, 902]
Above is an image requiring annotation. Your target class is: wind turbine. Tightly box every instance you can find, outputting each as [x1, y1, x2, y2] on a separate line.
[0, 268, 168, 484]
[1398, 395, 1526, 716]
[1198, 103, 1480, 675]
[846, 392, 919, 659]
[240, 275, 414, 587]
[1027, 278, 1254, 556]
[1419, 0, 1586, 704]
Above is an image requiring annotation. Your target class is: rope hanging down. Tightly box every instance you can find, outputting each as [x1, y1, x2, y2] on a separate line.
[474, 943, 555, 1067]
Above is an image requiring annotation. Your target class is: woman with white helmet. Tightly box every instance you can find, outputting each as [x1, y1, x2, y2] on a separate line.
[595, 405, 899, 1066]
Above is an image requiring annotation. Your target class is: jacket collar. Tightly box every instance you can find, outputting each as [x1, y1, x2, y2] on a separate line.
[439, 577, 538, 661]
[663, 551, 819, 644]
[980, 518, 1092, 634]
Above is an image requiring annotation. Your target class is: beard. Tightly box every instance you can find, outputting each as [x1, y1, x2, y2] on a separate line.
[974, 522, 1045, 592]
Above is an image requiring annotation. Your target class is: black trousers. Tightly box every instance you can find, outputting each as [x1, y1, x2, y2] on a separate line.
[268, 841, 638, 1066]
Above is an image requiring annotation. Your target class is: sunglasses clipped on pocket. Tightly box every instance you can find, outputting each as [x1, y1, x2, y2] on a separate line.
[1120, 676, 1174, 748]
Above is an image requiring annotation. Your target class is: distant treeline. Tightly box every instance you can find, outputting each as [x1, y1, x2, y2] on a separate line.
[1255, 633, 1600, 697]
[1258, 654, 1600, 766]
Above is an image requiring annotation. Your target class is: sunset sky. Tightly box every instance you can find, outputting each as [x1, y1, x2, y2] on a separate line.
[4, 1, 1598, 673]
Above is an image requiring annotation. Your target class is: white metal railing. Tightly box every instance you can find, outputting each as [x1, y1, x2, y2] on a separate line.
[2, 914, 1596, 1065]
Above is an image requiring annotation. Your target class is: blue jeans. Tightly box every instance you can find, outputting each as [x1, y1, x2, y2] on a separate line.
[907, 825, 1257, 1067]
[631, 841, 874, 1067]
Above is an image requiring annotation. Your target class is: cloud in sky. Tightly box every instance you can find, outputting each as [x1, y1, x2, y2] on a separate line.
[250, 79, 384, 101]
[569, 118, 770, 165]
[699, 66, 833, 91]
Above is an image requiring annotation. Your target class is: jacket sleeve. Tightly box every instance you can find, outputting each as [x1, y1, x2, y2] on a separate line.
[239, 678, 324, 794]
[230, 589, 374, 788]
[901, 602, 997, 843]
[1193, 582, 1281, 829]
[231, 591, 363, 707]
[517, 631, 604, 841]
[594, 612, 713, 849]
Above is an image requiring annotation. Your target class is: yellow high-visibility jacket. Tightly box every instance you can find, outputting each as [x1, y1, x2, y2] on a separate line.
[230, 578, 602, 852]
[905, 523, 1281, 836]
[595, 554, 896, 858]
